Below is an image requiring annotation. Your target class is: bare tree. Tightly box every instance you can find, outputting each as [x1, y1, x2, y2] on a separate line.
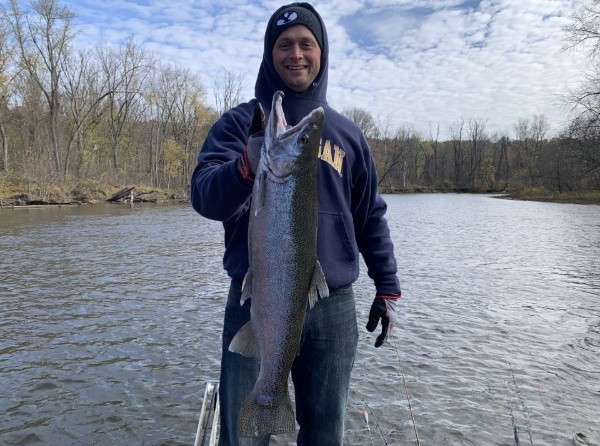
[97, 38, 153, 172]
[493, 133, 511, 188]
[0, 15, 16, 172]
[342, 107, 378, 139]
[143, 62, 213, 188]
[565, 0, 600, 56]
[61, 49, 112, 177]
[564, 0, 600, 180]
[513, 114, 548, 186]
[566, 116, 600, 186]
[0, 1, 218, 194]
[213, 67, 244, 115]
[3, 0, 76, 175]
[373, 116, 411, 190]
[406, 127, 426, 188]
[467, 117, 488, 187]
[449, 119, 465, 187]
[427, 122, 442, 184]
[169, 68, 212, 186]
[145, 62, 178, 186]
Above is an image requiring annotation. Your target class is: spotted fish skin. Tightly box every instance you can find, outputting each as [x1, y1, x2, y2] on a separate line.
[228, 91, 328, 437]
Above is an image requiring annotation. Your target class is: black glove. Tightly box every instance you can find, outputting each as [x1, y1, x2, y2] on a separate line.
[366, 294, 400, 347]
[246, 134, 263, 173]
[238, 102, 265, 180]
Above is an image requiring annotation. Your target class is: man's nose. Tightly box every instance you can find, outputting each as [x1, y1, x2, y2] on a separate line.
[289, 44, 303, 58]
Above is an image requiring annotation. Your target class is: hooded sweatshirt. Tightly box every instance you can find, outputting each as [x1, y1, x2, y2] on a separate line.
[191, 2, 400, 295]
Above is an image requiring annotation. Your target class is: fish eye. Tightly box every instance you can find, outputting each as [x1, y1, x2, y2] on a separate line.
[300, 133, 309, 143]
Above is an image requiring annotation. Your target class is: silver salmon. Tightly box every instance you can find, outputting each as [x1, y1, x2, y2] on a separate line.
[228, 91, 328, 437]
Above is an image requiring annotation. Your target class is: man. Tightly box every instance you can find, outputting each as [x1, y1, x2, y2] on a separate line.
[191, 3, 401, 445]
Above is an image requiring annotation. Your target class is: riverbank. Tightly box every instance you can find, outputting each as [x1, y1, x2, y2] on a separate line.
[503, 188, 600, 205]
[1, 178, 599, 207]
[386, 185, 600, 205]
[0, 180, 188, 207]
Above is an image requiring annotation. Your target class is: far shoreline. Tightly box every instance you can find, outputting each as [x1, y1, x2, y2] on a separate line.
[2, 186, 599, 208]
[0, 184, 189, 209]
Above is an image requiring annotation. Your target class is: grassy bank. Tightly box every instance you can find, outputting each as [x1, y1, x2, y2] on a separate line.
[382, 184, 600, 205]
[2, 176, 598, 207]
[505, 187, 600, 205]
[0, 176, 188, 206]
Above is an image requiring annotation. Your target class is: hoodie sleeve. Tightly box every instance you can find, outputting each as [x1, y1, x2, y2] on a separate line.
[351, 133, 401, 296]
[190, 103, 255, 222]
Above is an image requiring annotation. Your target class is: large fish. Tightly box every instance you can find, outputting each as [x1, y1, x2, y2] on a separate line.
[228, 91, 328, 437]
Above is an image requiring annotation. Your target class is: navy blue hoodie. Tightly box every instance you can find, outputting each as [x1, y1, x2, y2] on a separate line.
[191, 3, 400, 295]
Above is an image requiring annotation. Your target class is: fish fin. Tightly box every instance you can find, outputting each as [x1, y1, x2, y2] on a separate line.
[241, 271, 252, 305]
[253, 172, 266, 216]
[233, 198, 251, 222]
[228, 322, 260, 359]
[238, 390, 295, 437]
[308, 260, 329, 309]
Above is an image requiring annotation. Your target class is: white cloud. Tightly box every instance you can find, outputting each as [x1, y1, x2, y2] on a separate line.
[61, 0, 587, 139]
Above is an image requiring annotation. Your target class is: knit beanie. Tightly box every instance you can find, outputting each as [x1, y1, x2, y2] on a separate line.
[267, 3, 324, 51]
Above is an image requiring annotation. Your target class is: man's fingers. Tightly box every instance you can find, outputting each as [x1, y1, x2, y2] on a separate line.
[366, 314, 379, 332]
[375, 331, 386, 348]
[374, 317, 389, 348]
[249, 102, 265, 134]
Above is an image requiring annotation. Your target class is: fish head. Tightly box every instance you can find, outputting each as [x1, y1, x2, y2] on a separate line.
[263, 91, 324, 182]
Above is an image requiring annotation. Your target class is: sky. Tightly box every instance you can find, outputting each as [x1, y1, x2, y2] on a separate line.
[55, 0, 589, 140]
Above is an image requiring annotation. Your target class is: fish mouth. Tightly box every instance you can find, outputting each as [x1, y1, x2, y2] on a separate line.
[271, 91, 324, 139]
[282, 107, 324, 138]
[264, 91, 324, 182]
[272, 91, 288, 137]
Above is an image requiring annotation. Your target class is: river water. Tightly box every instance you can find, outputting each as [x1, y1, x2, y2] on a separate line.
[0, 194, 599, 446]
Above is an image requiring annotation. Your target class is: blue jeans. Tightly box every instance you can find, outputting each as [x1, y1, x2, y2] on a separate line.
[218, 279, 359, 446]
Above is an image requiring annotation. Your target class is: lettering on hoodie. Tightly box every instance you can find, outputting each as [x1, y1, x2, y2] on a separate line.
[318, 139, 345, 176]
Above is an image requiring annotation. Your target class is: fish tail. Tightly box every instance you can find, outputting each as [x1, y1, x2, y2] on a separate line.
[238, 391, 295, 437]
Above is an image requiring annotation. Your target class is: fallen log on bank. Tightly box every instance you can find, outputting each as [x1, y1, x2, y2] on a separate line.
[107, 187, 135, 203]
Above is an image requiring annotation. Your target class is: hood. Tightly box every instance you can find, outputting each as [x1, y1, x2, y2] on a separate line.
[254, 2, 329, 125]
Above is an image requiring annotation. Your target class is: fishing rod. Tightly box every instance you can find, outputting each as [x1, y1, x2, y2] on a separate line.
[362, 400, 389, 446]
[359, 405, 376, 446]
[393, 338, 421, 446]
[508, 396, 521, 446]
[508, 362, 534, 446]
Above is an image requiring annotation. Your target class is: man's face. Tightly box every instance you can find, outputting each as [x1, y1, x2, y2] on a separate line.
[272, 25, 321, 93]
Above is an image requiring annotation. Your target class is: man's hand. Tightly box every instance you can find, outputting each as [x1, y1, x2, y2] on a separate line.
[366, 294, 400, 347]
[238, 102, 265, 180]
[246, 134, 263, 174]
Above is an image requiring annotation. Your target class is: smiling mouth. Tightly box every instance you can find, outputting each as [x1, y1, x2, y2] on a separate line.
[286, 65, 307, 71]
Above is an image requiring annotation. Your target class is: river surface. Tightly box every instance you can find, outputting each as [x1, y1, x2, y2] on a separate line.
[1, 194, 599, 446]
